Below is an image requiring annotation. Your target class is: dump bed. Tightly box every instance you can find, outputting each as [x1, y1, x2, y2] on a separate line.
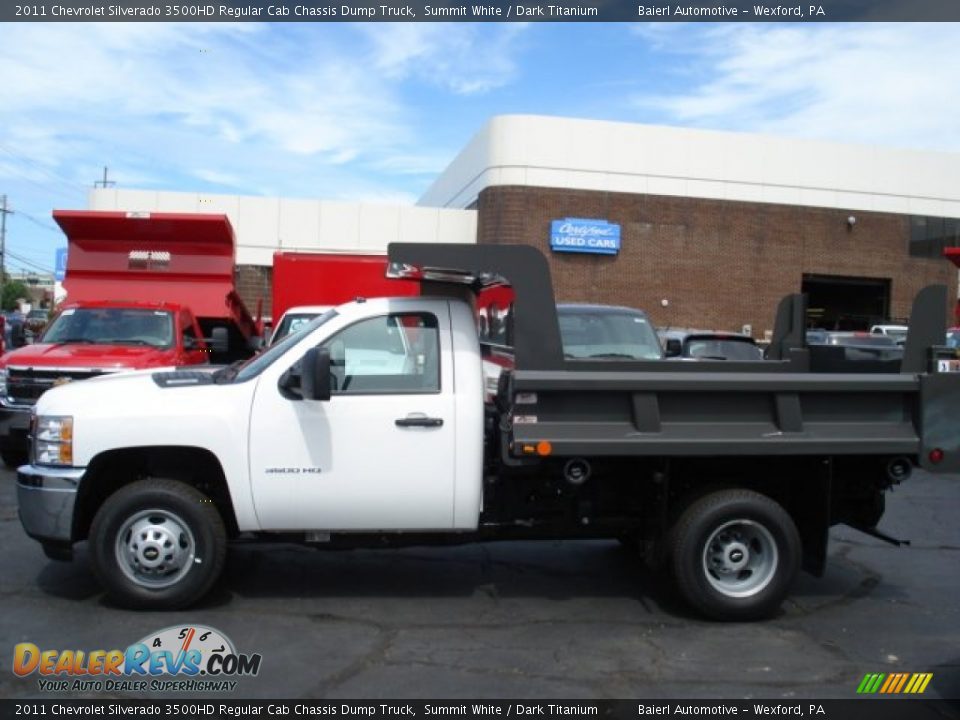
[387, 242, 960, 476]
[55, 210, 260, 340]
[272, 251, 419, 323]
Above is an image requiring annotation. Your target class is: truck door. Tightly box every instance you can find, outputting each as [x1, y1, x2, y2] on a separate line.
[180, 311, 210, 365]
[248, 303, 456, 530]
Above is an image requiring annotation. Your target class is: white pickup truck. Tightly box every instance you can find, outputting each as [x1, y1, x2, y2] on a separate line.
[16, 244, 960, 620]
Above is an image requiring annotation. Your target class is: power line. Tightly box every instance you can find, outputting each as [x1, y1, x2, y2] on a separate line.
[4, 243, 57, 260]
[0, 161, 73, 199]
[5, 249, 53, 274]
[0, 142, 87, 196]
[14, 209, 61, 235]
[6, 249, 52, 270]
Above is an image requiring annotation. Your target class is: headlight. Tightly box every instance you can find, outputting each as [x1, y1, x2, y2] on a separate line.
[0, 368, 6, 397]
[34, 415, 73, 466]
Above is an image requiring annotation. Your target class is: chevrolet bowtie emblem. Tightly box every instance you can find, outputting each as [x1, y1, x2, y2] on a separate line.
[52, 377, 72, 388]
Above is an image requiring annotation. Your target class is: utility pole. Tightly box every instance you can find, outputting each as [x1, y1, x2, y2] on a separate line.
[93, 166, 115, 189]
[0, 194, 12, 282]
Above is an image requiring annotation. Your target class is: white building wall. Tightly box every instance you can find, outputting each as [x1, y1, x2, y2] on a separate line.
[88, 189, 477, 266]
[418, 115, 960, 219]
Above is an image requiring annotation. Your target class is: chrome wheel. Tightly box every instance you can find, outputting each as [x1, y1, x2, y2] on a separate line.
[114, 509, 196, 589]
[702, 519, 778, 598]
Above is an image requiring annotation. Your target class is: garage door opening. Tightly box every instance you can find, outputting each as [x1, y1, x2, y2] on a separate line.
[802, 274, 891, 331]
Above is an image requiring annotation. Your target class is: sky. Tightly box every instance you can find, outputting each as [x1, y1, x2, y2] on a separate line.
[1, 21, 958, 276]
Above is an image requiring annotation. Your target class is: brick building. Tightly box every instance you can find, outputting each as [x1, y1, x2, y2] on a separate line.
[90, 115, 960, 335]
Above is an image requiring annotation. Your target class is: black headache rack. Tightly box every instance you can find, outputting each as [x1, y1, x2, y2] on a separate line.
[387, 243, 959, 473]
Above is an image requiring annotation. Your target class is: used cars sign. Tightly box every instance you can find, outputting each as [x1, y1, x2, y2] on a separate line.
[550, 218, 621, 255]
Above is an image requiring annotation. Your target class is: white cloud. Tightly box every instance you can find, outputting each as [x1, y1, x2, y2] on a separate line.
[0, 21, 531, 212]
[633, 23, 960, 152]
[361, 23, 529, 95]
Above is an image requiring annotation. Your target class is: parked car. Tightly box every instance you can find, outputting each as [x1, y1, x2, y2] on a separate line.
[824, 331, 903, 361]
[805, 328, 830, 345]
[481, 303, 663, 399]
[870, 324, 908, 346]
[23, 308, 50, 343]
[946, 327, 960, 348]
[1, 309, 27, 351]
[658, 329, 764, 361]
[269, 305, 332, 346]
[558, 304, 663, 360]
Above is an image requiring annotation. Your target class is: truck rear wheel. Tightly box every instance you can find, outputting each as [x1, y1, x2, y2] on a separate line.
[88, 479, 226, 609]
[669, 489, 800, 621]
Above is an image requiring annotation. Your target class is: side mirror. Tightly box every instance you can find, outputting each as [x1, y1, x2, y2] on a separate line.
[301, 347, 332, 402]
[664, 338, 682, 357]
[207, 327, 229, 354]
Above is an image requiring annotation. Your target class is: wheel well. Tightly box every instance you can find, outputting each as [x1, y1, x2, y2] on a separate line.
[659, 456, 833, 577]
[74, 447, 239, 541]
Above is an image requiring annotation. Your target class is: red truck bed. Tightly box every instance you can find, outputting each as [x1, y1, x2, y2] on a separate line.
[272, 252, 419, 322]
[55, 210, 260, 339]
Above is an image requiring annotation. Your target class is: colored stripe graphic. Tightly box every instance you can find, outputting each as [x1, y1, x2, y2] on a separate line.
[858, 672, 933, 694]
[893, 673, 910, 693]
[879, 675, 896, 693]
[857, 673, 885, 694]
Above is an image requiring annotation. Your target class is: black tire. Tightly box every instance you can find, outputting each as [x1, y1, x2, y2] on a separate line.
[88, 479, 227, 610]
[1, 445, 28, 469]
[669, 489, 800, 621]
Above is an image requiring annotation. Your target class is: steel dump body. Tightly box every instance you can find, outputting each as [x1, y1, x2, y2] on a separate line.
[387, 243, 959, 475]
[272, 252, 419, 324]
[511, 370, 923, 456]
[54, 210, 259, 339]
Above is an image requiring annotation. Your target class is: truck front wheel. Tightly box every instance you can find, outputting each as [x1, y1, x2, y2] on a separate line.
[88, 479, 227, 609]
[669, 489, 800, 621]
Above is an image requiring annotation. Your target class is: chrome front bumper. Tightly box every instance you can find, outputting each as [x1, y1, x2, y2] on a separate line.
[17, 465, 85, 543]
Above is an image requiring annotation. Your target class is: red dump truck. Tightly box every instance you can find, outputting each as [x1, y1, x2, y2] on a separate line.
[0, 210, 262, 467]
[270, 252, 419, 344]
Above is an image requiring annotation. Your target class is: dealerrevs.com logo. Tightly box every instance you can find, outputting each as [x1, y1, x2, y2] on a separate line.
[13, 624, 262, 693]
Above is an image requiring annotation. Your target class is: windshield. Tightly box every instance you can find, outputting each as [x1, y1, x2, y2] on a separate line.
[271, 312, 325, 345]
[230, 309, 339, 383]
[559, 310, 663, 360]
[686, 338, 763, 361]
[41, 308, 174, 348]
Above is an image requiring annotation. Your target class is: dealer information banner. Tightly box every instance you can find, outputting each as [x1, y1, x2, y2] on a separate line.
[1, 700, 959, 720]
[4, 0, 960, 21]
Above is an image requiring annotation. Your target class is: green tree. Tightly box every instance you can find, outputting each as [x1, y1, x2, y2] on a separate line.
[1, 280, 30, 311]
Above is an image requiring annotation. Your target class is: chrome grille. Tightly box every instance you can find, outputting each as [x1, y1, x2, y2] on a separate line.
[6, 368, 104, 406]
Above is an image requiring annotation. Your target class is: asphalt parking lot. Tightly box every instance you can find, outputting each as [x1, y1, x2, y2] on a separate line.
[1, 466, 958, 701]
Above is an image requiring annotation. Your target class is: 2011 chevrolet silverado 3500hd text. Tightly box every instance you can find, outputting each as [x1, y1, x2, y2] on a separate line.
[15, 244, 960, 620]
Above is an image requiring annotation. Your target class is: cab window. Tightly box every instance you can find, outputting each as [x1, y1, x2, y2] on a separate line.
[321, 313, 440, 395]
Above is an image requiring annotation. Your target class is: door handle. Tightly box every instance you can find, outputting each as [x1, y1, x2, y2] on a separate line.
[395, 416, 444, 428]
